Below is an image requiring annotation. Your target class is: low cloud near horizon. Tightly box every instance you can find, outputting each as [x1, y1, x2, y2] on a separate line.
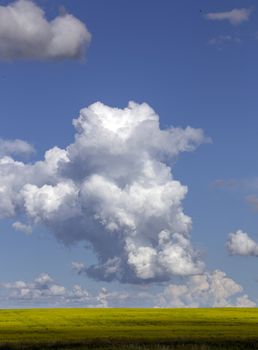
[158, 270, 255, 308]
[0, 0, 91, 61]
[0, 273, 108, 307]
[1, 270, 255, 308]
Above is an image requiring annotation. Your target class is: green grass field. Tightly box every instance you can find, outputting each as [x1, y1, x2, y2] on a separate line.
[0, 308, 258, 349]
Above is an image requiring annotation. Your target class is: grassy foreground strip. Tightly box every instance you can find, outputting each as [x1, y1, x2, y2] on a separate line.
[0, 308, 258, 349]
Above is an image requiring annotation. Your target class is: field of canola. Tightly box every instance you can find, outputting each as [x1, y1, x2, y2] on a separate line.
[0, 308, 258, 349]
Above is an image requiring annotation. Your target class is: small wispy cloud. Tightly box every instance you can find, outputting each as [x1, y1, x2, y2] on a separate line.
[1, 271, 255, 308]
[208, 35, 241, 47]
[246, 195, 258, 212]
[12, 221, 32, 235]
[71, 261, 85, 275]
[205, 8, 252, 25]
[212, 179, 258, 214]
[212, 177, 258, 192]
[212, 178, 238, 190]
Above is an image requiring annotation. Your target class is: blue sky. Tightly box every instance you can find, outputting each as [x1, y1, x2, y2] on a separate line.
[0, 0, 258, 307]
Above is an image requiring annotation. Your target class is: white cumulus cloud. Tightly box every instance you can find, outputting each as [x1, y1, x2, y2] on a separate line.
[0, 0, 91, 60]
[0, 101, 208, 283]
[205, 8, 252, 25]
[0, 139, 34, 158]
[227, 230, 258, 256]
[2, 273, 66, 302]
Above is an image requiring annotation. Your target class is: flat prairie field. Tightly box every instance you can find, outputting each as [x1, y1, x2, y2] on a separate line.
[0, 308, 258, 349]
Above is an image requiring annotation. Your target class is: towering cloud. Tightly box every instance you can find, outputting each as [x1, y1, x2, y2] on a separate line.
[0, 0, 91, 60]
[0, 101, 207, 283]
